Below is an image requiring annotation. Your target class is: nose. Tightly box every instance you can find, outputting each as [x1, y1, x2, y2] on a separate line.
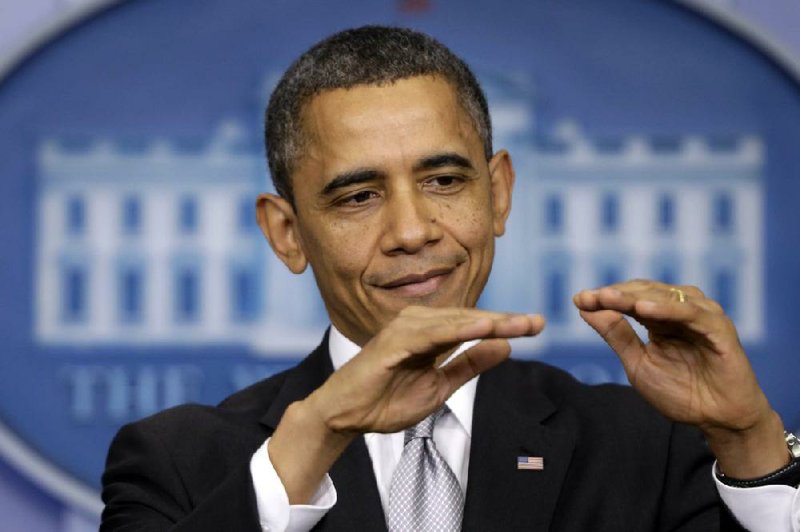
[380, 187, 442, 254]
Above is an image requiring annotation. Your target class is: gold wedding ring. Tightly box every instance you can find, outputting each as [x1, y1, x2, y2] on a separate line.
[669, 287, 687, 303]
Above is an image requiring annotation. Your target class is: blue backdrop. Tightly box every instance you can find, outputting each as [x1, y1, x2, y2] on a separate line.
[0, 0, 798, 528]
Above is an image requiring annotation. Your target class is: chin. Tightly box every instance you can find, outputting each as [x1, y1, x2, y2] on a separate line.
[385, 292, 466, 312]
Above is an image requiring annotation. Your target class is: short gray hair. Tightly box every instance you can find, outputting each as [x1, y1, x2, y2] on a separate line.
[264, 25, 493, 204]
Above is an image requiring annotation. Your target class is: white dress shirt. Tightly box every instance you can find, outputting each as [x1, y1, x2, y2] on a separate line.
[715, 477, 800, 531]
[249, 326, 798, 532]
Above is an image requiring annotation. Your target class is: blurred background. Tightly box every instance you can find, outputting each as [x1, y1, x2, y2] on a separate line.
[0, 0, 799, 530]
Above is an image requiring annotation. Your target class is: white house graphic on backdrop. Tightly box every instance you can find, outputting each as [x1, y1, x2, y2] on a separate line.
[34, 76, 764, 355]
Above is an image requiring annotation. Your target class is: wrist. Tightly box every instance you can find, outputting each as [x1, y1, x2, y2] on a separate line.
[268, 399, 355, 504]
[706, 408, 790, 479]
[274, 398, 356, 457]
[716, 453, 800, 488]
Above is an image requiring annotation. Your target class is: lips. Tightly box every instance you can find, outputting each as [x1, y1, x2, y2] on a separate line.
[380, 268, 452, 288]
[378, 267, 454, 297]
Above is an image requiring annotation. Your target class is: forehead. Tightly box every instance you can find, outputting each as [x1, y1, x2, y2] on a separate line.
[296, 76, 481, 173]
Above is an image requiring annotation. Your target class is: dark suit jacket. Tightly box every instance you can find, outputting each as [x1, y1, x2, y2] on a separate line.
[101, 334, 745, 531]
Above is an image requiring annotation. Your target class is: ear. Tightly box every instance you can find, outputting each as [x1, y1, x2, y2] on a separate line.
[256, 193, 308, 274]
[487, 149, 515, 237]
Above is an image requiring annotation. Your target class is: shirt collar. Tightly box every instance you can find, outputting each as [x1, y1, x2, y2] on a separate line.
[328, 325, 478, 436]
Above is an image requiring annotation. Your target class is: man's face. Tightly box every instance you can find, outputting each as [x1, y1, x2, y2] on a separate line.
[260, 75, 514, 346]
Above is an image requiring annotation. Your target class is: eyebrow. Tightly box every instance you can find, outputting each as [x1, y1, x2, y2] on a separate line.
[413, 152, 475, 172]
[319, 152, 476, 197]
[320, 169, 383, 196]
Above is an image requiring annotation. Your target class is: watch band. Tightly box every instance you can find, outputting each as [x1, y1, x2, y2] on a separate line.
[716, 431, 800, 488]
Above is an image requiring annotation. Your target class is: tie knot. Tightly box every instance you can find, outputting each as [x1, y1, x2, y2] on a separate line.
[404, 406, 446, 443]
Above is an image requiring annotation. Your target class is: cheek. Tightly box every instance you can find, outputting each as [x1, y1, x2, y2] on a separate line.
[443, 195, 494, 247]
[313, 220, 374, 280]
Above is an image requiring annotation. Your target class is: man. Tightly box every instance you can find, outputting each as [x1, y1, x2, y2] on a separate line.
[101, 26, 799, 531]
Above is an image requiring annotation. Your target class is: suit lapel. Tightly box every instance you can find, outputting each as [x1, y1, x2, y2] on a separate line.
[259, 334, 334, 430]
[463, 361, 578, 532]
[258, 332, 387, 532]
[324, 437, 388, 532]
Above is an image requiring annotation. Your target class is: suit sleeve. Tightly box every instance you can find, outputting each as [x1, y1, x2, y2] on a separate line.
[655, 423, 747, 532]
[100, 419, 262, 532]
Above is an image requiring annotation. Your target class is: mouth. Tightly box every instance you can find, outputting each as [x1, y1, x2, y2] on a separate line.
[378, 267, 455, 298]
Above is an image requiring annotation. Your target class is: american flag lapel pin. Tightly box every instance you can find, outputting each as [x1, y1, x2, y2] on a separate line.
[517, 455, 544, 471]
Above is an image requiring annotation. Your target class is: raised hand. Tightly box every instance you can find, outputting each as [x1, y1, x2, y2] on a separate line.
[269, 306, 544, 502]
[573, 279, 788, 478]
[310, 305, 544, 435]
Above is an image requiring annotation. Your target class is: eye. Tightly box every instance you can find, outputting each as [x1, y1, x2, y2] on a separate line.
[338, 189, 379, 206]
[423, 174, 466, 192]
[431, 175, 457, 186]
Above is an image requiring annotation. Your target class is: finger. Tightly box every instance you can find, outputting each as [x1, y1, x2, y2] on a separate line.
[633, 298, 699, 321]
[402, 305, 534, 324]
[573, 279, 659, 307]
[573, 286, 643, 312]
[439, 338, 511, 392]
[401, 304, 513, 318]
[632, 299, 733, 340]
[574, 286, 726, 336]
[453, 313, 546, 341]
[574, 282, 711, 312]
[611, 279, 705, 298]
[582, 289, 700, 322]
[401, 312, 545, 354]
[578, 309, 644, 371]
[573, 278, 686, 310]
[403, 306, 549, 334]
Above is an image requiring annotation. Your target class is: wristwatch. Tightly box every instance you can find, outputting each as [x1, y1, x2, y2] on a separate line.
[787, 430, 800, 459]
[716, 430, 800, 488]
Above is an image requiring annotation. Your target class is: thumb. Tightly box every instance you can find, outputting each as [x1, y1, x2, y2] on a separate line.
[440, 338, 511, 393]
[578, 309, 645, 371]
